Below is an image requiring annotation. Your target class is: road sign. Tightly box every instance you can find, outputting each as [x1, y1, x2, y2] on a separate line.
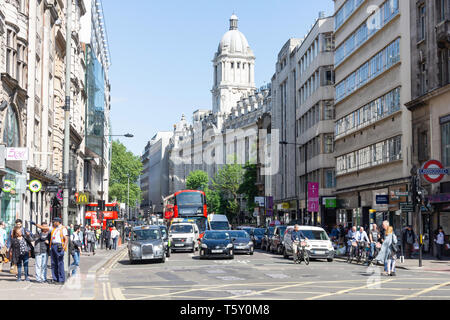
[376, 195, 389, 205]
[420, 160, 449, 184]
[400, 203, 414, 213]
[1, 180, 14, 193]
[29, 180, 42, 193]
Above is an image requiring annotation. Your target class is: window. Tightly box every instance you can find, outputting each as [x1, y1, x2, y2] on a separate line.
[325, 69, 335, 86]
[325, 169, 336, 188]
[2, 105, 20, 147]
[418, 5, 426, 41]
[324, 135, 334, 153]
[437, 0, 447, 22]
[324, 33, 335, 52]
[438, 49, 449, 86]
[442, 118, 450, 166]
[6, 29, 17, 78]
[324, 101, 335, 120]
[419, 62, 427, 94]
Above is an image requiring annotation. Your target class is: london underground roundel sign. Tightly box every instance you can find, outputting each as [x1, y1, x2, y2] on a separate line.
[420, 160, 449, 184]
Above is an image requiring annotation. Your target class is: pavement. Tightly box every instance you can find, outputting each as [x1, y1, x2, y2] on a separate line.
[0, 245, 126, 300]
[94, 249, 450, 300]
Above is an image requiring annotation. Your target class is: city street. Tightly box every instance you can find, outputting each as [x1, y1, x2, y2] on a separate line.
[95, 249, 450, 300]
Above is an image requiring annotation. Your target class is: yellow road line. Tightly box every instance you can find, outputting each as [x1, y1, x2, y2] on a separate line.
[102, 283, 108, 300]
[397, 280, 450, 300]
[306, 279, 394, 300]
[112, 287, 126, 300]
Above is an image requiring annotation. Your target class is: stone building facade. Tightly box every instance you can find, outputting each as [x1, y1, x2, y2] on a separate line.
[406, 0, 450, 254]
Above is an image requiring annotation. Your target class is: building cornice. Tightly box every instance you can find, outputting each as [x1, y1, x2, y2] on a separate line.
[405, 84, 450, 110]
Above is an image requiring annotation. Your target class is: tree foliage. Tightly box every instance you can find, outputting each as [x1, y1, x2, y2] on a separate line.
[186, 170, 209, 191]
[238, 163, 258, 213]
[212, 164, 244, 222]
[109, 140, 143, 207]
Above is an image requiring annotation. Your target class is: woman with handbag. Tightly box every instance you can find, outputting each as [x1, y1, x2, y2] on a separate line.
[9, 227, 33, 282]
[375, 226, 398, 276]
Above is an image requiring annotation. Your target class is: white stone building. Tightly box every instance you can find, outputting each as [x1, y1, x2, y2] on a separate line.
[167, 15, 273, 222]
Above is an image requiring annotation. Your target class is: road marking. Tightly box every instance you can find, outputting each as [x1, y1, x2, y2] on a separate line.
[397, 280, 450, 300]
[112, 287, 126, 300]
[102, 283, 108, 300]
[305, 279, 394, 300]
[127, 284, 232, 300]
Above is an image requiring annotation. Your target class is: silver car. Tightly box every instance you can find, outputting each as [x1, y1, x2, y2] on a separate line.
[128, 225, 166, 264]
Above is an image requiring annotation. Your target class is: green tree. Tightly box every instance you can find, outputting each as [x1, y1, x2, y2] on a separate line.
[212, 163, 244, 223]
[205, 187, 222, 214]
[109, 140, 143, 208]
[186, 170, 209, 191]
[238, 163, 258, 213]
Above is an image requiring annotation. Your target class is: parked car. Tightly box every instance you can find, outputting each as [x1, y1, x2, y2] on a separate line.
[158, 225, 170, 257]
[269, 226, 287, 254]
[169, 222, 200, 253]
[282, 226, 335, 262]
[199, 231, 234, 259]
[261, 227, 276, 251]
[250, 228, 265, 249]
[128, 225, 166, 264]
[229, 230, 254, 255]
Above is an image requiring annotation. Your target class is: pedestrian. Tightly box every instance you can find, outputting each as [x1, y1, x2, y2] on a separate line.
[70, 225, 82, 276]
[32, 222, 50, 283]
[369, 224, 381, 260]
[7, 219, 32, 275]
[105, 228, 112, 250]
[9, 227, 33, 282]
[375, 225, 398, 276]
[402, 225, 416, 259]
[96, 228, 101, 247]
[380, 220, 389, 243]
[78, 226, 84, 252]
[32, 218, 68, 284]
[86, 226, 96, 256]
[111, 227, 120, 250]
[434, 226, 446, 260]
[69, 224, 74, 236]
[330, 224, 339, 242]
[0, 221, 8, 264]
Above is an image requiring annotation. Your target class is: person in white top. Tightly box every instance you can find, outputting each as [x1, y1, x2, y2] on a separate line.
[111, 227, 120, 250]
[33, 218, 68, 284]
[435, 226, 446, 260]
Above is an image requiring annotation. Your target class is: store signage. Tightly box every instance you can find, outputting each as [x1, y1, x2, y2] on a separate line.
[323, 197, 337, 208]
[6, 148, 28, 161]
[254, 197, 265, 207]
[75, 192, 90, 205]
[1, 180, 14, 193]
[420, 160, 449, 184]
[29, 180, 42, 193]
[395, 191, 409, 197]
[376, 195, 389, 205]
[308, 182, 320, 212]
[46, 185, 59, 193]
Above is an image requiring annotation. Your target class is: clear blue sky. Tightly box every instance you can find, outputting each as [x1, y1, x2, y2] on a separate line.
[102, 0, 334, 155]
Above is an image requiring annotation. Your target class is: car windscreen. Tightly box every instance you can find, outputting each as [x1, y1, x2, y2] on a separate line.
[278, 227, 287, 235]
[268, 227, 275, 235]
[229, 231, 249, 239]
[301, 230, 330, 241]
[133, 229, 161, 241]
[210, 221, 229, 230]
[176, 192, 203, 206]
[170, 224, 193, 234]
[204, 232, 230, 240]
[253, 229, 265, 235]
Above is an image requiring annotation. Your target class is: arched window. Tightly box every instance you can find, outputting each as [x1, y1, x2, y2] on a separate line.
[3, 104, 20, 147]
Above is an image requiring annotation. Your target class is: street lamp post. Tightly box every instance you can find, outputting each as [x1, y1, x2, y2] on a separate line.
[280, 141, 308, 225]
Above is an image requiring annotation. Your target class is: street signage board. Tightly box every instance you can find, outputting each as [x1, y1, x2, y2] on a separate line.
[395, 191, 409, 197]
[254, 197, 265, 207]
[323, 197, 337, 208]
[1, 180, 14, 193]
[308, 183, 319, 212]
[376, 195, 389, 204]
[420, 160, 449, 184]
[46, 185, 59, 193]
[75, 192, 90, 205]
[29, 180, 42, 193]
[400, 203, 414, 213]
[6, 148, 28, 161]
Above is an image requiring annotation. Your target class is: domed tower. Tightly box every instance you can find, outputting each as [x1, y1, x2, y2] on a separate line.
[212, 14, 256, 115]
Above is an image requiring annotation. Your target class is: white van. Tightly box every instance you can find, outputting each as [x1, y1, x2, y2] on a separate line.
[282, 226, 335, 262]
[208, 214, 231, 231]
[168, 222, 199, 253]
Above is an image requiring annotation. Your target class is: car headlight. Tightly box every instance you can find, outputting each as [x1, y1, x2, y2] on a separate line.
[201, 243, 208, 249]
[248, 241, 253, 246]
[226, 244, 233, 249]
[187, 237, 194, 242]
[154, 245, 162, 251]
[131, 245, 140, 251]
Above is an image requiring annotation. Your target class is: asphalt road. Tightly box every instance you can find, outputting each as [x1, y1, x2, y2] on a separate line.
[94, 248, 450, 300]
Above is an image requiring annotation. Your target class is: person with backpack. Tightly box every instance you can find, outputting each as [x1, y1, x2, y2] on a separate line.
[376, 225, 398, 276]
[86, 226, 96, 256]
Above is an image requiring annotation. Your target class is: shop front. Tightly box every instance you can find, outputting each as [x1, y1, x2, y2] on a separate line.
[428, 193, 450, 256]
[0, 168, 26, 233]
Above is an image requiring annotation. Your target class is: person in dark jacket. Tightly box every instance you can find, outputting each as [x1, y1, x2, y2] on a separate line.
[10, 227, 33, 282]
[104, 228, 112, 250]
[32, 222, 50, 283]
[402, 226, 416, 259]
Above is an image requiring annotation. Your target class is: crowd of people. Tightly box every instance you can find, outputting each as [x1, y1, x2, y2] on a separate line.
[327, 222, 448, 276]
[0, 218, 127, 284]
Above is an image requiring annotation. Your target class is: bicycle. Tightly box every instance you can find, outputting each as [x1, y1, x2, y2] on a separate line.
[356, 241, 370, 265]
[347, 240, 358, 264]
[293, 240, 309, 265]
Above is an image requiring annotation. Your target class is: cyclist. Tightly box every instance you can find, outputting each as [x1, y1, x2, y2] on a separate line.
[291, 225, 308, 263]
[356, 227, 370, 263]
[347, 226, 358, 260]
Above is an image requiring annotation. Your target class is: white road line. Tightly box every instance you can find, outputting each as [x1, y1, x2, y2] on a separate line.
[397, 280, 450, 300]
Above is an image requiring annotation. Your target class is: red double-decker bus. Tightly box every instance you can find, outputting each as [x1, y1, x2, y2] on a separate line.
[163, 190, 208, 234]
[85, 202, 119, 230]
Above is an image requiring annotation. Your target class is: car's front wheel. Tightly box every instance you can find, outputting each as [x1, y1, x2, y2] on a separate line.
[327, 258, 333, 263]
